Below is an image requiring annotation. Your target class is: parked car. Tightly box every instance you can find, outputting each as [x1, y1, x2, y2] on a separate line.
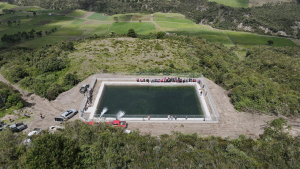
[49, 126, 64, 134]
[61, 109, 78, 120]
[79, 84, 89, 94]
[125, 130, 131, 134]
[9, 122, 27, 132]
[24, 128, 42, 144]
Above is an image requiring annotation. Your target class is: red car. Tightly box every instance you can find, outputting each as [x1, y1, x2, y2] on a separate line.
[107, 120, 128, 128]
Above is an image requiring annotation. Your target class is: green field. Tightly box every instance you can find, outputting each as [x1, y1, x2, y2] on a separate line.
[108, 22, 156, 35]
[0, 3, 297, 48]
[23, 7, 42, 12]
[16, 35, 72, 47]
[87, 13, 110, 21]
[0, 2, 18, 10]
[88, 24, 111, 36]
[209, 0, 249, 7]
[154, 13, 194, 23]
[67, 10, 86, 17]
[225, 31, 297, 47]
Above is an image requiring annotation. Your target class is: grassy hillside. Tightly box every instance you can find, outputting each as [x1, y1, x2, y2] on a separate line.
[209, 0, 249, 7]
[0, 35, 299, 116]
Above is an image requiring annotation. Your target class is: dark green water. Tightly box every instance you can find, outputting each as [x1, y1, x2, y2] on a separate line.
[96, 85, 203, 116]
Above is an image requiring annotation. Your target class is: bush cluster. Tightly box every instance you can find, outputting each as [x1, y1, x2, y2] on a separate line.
[1, 34, 299, 116]
[1, 118, 299, 168]
[1, 28, 57, 44]
[0, 45, 78, 101]
[0, 81, 23, 110]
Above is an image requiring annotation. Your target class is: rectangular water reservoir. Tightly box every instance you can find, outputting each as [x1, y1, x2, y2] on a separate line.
[96, 85, 203, 118]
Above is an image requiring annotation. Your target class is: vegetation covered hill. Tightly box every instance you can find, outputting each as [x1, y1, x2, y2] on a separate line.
[6, 0, 300, 37]
[1, 118, 299, 168]
[0, 81, 23, 117]
[0, 34, 299, 116]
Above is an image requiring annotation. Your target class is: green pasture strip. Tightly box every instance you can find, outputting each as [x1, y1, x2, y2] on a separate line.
[209, 0, 249, 8]
[16, 35, 72, 48]
[153, 13, 194, 23]
[87, 13, 110, 21]
[200, 35, 234, 46]
[80, 21, 107, 30]
[107, 14, 133, 21]
[71, 18, 86, 25]
[88, 24, 111, 36]
[108, 22, 146, 34]
[136, 22, 156, 34]
[157, 22, 224, 35]
[41, 9, 62, 13]
[67, 10, 86, 17]
[154, 13, 186, 19]
[0, 13, 24, 21]
[108, 13, 151, 21]
[52, 29, 84, 36]
[225, 31, 297, 47]
[23, 7, 42, 12]
[0, 14, 74, 45]
[0, 2, 18, 10]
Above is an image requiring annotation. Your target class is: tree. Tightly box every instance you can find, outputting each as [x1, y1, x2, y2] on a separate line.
[33, 11, 36, 17]
[36, 31, 42, 37]
[67, 42, 75, 50]
[24, 134, 80, 168]
[297, 28, 300, 39]
[7, 21, 12, 27]
[157, 31, 166, 39]
[113, 17, 118, 23]
[267, 40, 274, 45]
[127, 29, 137, 38]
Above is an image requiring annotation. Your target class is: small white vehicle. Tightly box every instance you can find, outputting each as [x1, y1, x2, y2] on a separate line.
[124, 130, 131, 134]
[61, 109, 77, 120]
[49, 126, 64, 134]
[24, 128, 42, 144]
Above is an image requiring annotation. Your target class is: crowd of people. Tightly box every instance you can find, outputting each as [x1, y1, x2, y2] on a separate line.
[137, 77, 201, 83]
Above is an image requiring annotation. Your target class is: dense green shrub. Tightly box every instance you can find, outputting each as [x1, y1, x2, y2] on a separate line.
[156, 32, 166, 39]
[0, 119, 298, 168]
[63, 73, 78, 86]
[0, 81, 23, 109]
[127, 29, 137, 38]
[38, 56, 66, 73]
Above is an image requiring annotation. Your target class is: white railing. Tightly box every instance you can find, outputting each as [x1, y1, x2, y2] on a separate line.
[200, 74, 220, 121]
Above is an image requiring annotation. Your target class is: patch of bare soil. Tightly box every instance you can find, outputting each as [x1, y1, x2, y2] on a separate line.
[35, 20, 51, 26]
[80, 12, 95, 19]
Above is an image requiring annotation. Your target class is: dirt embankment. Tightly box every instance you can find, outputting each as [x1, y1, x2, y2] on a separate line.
[0, 74, 299, 138]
